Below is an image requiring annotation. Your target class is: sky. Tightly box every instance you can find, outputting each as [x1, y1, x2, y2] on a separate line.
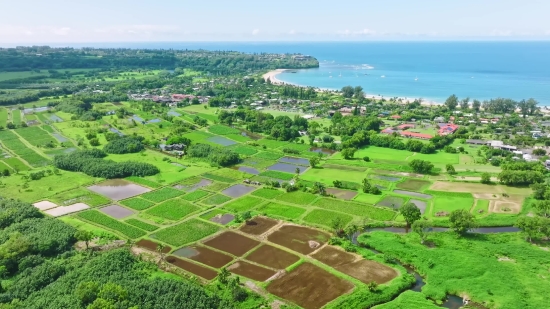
[1, 0, 549, 45]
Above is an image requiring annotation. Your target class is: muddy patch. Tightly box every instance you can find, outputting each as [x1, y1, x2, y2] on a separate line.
[228, 261, 277, 281]
[222, 184, 257, 198]
[135, 239, 172, 253]
[210, 214, 235, 225]
[245, 244, 299, 269]
[166, 256, 218, 280]
[325, 188, 358, 200]
[203, 231, 260, 257]
[267, 225, 330, 255]
[239, 217, 279, 235]
[99, 205, 135, 219]
[173, 246, 233, 268]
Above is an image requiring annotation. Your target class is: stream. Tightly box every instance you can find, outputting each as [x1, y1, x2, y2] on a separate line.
[352, 226, 516, 308]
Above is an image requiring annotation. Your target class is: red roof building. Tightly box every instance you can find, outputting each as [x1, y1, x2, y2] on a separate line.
[397, 124, 415, 130]
[438, 124, 459, 135]
[390, 115, 402, 119]
[401, 131, 433, 140]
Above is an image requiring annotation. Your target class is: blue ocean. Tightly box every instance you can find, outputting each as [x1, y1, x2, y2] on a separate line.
[66, 41, 550, 104]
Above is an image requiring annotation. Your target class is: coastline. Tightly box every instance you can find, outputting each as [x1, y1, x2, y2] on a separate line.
[263, 69, 442, 106]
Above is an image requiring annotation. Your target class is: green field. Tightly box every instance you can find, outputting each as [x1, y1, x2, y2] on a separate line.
[0, 130, 50, 166]
[11, 110, 22, 125]
[251, 188, 285, 199]
[152, 219, 221, 246]
[259, 170, 295, 180]
[49, 188, 110, 207]
[223, 196, 264, 212]
[181, 190, 210, 201]
[0, 108, 7, 127]
[139, 187, 185, 203]
[257, 202, 307, 220]
[78, 210, 146, 238]
[303, 209, 353, 227]
[432, 193, 475, 215]
[275, 191, 318, 205]
[1, 157, 29, 171]
[125, 219, 159, 231]
[120, 197, 156, 210]
[145, 199, 200, 221]
[202, 194, 232, 205]
[313, 198, 396, 220]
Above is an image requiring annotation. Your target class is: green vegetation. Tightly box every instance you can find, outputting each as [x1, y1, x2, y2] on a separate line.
[182, 190, 210, 201]
[50, 188, 110, 207]
[257, 202, 307, 219]
[140, 187, 184, 203]
[223, 196, 264, 212]
[275, 191, 318, 205]
[153, 219, 221, 246]
[303, 209, 353, 227]
[313, 198, 396, 220]
[78, 210, 146, 238]
[202, 194, 232, 205]
[251, 188, 284, 199]
[125, 176, 162, 188]
[373, 291, 439, 309]
[259, 170, 295, 180]
[119, 197, 156, 210]
[145, 199, 200, 221]
[0, 130, 49, 166]
[125, 218, 159, 231]
[208, 124, 240, 135]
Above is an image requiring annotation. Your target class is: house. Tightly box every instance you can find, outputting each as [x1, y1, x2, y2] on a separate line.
[390, 115, 402, 120]
[437, 123, 459, 136]
[397, 124, 415, 130]
[434, 116, 445, 122]
[489, 140, 517, 151]
[164, 144, 186, 151]
[400, 131, 433, 140]
[466, 139, 487, 145]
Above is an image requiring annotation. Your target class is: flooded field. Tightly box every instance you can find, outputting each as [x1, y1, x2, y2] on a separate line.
[279, 156, 310, 166]
[209, 214, 235, 225]
[267, 262, 354, 309]
[207, 136, 238, 146]
[309, 147, 337, 155]
[376, 196, 406, 210]
[228, 261, 277, 281]
[326, 188, 358, 200]
[312, 246, 398, 284]
[409, 199, 428, 214]
[88, 179, 150, 200]
[245, 244, 299, 269]
[267, 225, 330, 255]
[136, 239, 172, 253]
[236, 166, 259, 175]
[173, 246, 233, 268]
[99, 205, 135, 219]
[203, 231, 260, 256]
[51, 132, 68, 142]
[166, 256, 218, 280]
[222, 184, 256, 198]
[393, 190, 433, 199]
[372, 175, 401, 182]
[176, 179, 212, 192]
[267, 162, 306, 174]
[239, 217, 278, 235]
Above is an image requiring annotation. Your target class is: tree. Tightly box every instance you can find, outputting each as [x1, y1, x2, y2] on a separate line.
[310, 157, 320, 168]
[75, 281, 99, 305]
[472, 99, 481, 112]
[75, 230, 94, 250]
[460, 97, 470, 110]
[480, 173, 491, 184]
[2, 169, 10, 177]
[362, 178, 372, 193]
[412, 220, 432, 244]
[449, 209, 477, 236]
[515, 216, 545, 242]
[341, 148, 356, 160]
[240, 211, 252, 221]
[156, 244, 166, 266]
[218, 267, 231, 284]
[341, 86, 354, 98]
[446, 164, 456, 175]
[367, 281, 378, 292]
[400, 203, 421, 227]
[532, 148, 546, 156]
[532, 200, 550, 218]
[445, 94, 458, 110]
[89, 138, 100, 146]
[314, 182, 326, 195]
[330, 217, 345, 235]
[408, 159, 434, 174]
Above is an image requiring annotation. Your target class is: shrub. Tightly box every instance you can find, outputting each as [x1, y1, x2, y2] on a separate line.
[103, 136, 145, 154]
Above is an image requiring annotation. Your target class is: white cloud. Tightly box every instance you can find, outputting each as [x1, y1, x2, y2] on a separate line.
[252, 29, 260, 35]
[52, 27, 72, 36]
[355, 28, 376, 35]
[289, 29, 296, 35]
[490, 30, 513, 37]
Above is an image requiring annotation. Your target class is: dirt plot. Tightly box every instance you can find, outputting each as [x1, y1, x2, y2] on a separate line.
[490, 200, 521, 214]
[166, 256, 218, 280]
[312, 246, 398, 284]
[396, 179, 431, 191]
[210, 214, 235, 225]
[267, 225, 330, 255]
[374, 170, 423, 178]
[239, 217, 279, 235]
[245, 244, 299, 269]
[267, 262, 354, 309]
[173, 246, 233, 268]
[228, 261, 277, 281]
[135, 239, 172, 253]
[376, 196, 406, 210]
[203, 231, 260, 256]
[222, 184, 256, 198]
[326, 188, 358, 200]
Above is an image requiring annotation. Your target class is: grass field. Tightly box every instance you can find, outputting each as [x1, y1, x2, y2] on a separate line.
[259, 170, 295, 180]
[15, 127, 57, 147]
[230, 144, 258, 156]
[202, 194, 232, 205]
[11, 110, 21, 125]
[140, 187, 185, 203]
[208, 124, 240, 135]
[302, 209, 353, 227]
[432, 193, 475, 215]
[275, 191, 318, 205]
[78, 210, 146, 239]
[254, 151, 284, 160]
[125, 219, 159, 231]
[120, 197, 156, 210]
[0, 130, 50, 166]
[223, 196, 264, 212]
[182, 190, 210, 201]
[257, 202, 307, 220]
[313, 198, 396, 220]
[152, 219, 221, 246]
[251, 188, 285, 199]
[145, 199, 200, 221]
[1, 157, 29, 171]
[49, 188, 110, 207]
[0, 108, 7, 127]
[301, 167, 367, 185]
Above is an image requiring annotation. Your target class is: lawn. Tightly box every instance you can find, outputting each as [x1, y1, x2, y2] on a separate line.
[257, 202, 307, 220]
[139, 187, 185, 203]
[152, 219, 221, 246]
[201, 194, 232, 205]
[313, 198, 396, 220]
[120, 197, 156, 211]
[145, 199, 200, 221]
[275, 191, 318, 205]
[251, 188, 285, 199]
[78, 210, 146, 239]
[302, 209, 353, 227]
[223, 196, 264, 212]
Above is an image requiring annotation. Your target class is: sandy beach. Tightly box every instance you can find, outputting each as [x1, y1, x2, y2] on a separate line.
[263, 69, 441, 106]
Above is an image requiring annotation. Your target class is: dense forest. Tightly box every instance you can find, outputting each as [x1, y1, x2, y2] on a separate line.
[0, 47, 319, 73]
[0, 197, 251, 309]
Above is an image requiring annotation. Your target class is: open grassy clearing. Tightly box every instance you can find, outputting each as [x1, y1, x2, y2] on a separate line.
[153, 219, 221, 246]
[256, 202, 307, 220]
[303, 209, 354, 227]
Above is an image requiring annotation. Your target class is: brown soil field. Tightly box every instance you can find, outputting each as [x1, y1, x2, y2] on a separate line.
[490, 200, 521, 214]
[173, 246, 233, 268]
[203, 231, 260, 256]
[166, 256, 218, 280]
[311, 246, 398, 284]
[228, 261, 277, 281]
[245, 244, 300, 269]
[239, 217, 279, 235]
[267, 225, 330, 255]
[267, 262, 354, 309]
[135, 239, 172, 253]
[325, 188, 358, 200]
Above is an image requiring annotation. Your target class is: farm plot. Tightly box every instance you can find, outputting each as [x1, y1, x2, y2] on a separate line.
[126, 176, 162, 189]
[253, 151, 284, 160]
[145, 199, 200, 221]
[267, 162, 307, 174]
[50, 188, 111, 207]
[312, 246, 398, 284]
[223, 196, 264, 212]
[222, 184, 256, 198]
[409, 199, 428, 214]
[279, 156, 310, 166]
[0, 130, 49, 166]
[125, 219, 158, 231]
[302, 167, 366, 185]
[267, 225, 330, 255]
[1, 157, 29, 171]
[152, 219, 221, 246]
[325, 188, 358, 200]
[207, 124, 240, 135]
[0, 108, 7, 127]
[228, 261, 276, 281]
[77, 210, 146, 238]
[229, 145, 258, 156]
[312, 198, 396, 220]
[235, 166, 260, 175]
[239, 217, 279, 235]
[243, 157, 277, 169]
[173, 246, 233, 268]
[177, 179, 213, 192]
[432, 192, 474, 216]
[140, 187, 184, 203]
[136, 239, 171, 253]
[181, 190, 210, 201]
[393, 190, 432, 199]
[11, 110, 21, 125]
[166, 256, 218, 280]
[267, 262, 354, 309]
[201, 194, 232, 206]
[245, 244, 299, 269]
[303, 209, 353, 227]
[256, 139, 289, 149]
[251, 188, 284, 199]
[208, 168, 252, 180]
[259, 170, 294, 180]
[275, 191, 318, 205]
[120, 197, 156, 210]
[33, 201, 58, 211]
[44, 203, 90, 217]
[203, 231, 260, 257]
[99, 205, 135, 219]
[202, 173, 236, 183]
[376, 196, 407, 210]
[15, 127, 56, 147]
[88, 179, 151, 201]
[257, 202, 307, 220]
[396, 179, 431, 191]
[206, 136, 237, 146]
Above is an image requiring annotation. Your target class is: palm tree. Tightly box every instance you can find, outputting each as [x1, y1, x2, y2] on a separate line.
[314, 182, 326, 196]
[156, 244, 166, 266]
